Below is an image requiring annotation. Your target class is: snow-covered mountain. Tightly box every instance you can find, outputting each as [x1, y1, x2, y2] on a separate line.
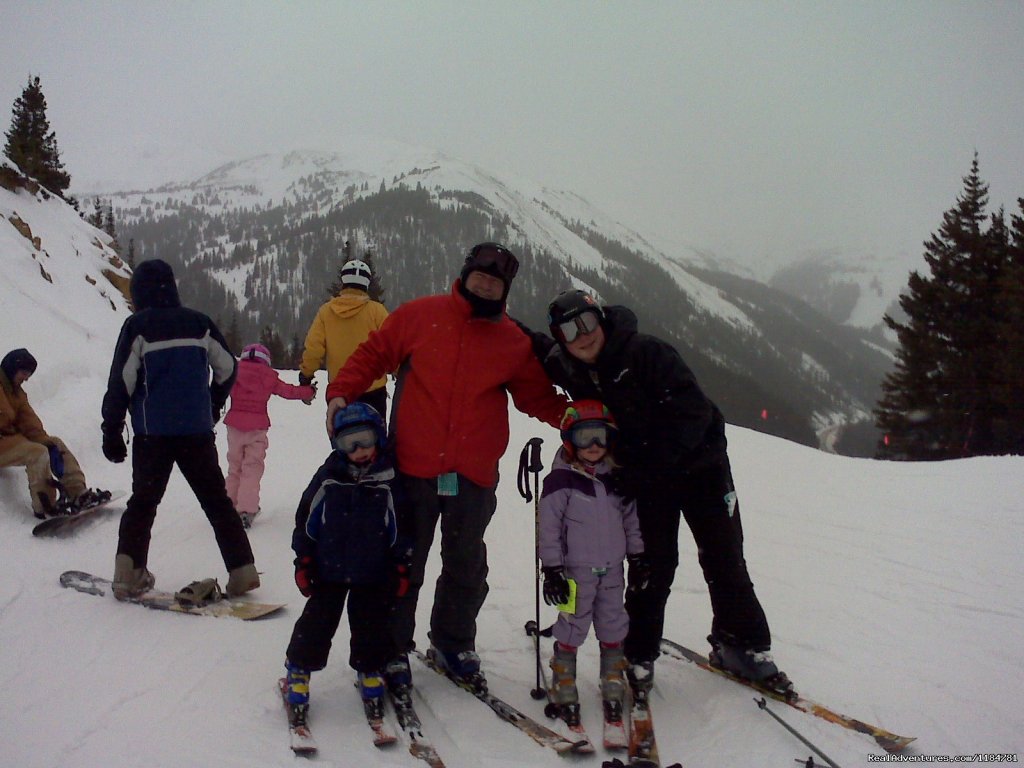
[91, 141, 894, 451]
[2, 169, 1022, 767]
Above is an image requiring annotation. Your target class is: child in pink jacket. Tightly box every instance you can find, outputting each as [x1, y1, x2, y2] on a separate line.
[225, 343, 316, 527]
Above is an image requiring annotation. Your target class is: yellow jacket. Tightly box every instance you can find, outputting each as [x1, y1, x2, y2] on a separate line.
[300, 289, 389, 391]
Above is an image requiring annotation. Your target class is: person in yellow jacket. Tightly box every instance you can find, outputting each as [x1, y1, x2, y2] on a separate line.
[0, 348, 106, 517]
[299, 260, 390, 424]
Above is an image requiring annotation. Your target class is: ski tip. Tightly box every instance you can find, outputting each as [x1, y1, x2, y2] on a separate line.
[878, 734, 917, 753]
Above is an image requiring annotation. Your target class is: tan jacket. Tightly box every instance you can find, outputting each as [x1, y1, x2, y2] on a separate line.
[0, 372, 49, 455]
[300, 289, 389, 391]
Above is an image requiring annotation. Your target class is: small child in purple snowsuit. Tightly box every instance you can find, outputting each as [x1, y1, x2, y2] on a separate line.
[224, 343, 315, 527]
[538, 400, 649, 720]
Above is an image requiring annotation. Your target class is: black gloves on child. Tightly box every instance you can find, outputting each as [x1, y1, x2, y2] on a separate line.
[542, 565, 571, 606]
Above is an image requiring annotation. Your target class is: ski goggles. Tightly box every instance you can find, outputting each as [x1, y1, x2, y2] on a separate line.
[567, 421, 613, 449]
[333, 425, 378, 454]
[466, 244, 519, 283]
[555, 310, 601, 344]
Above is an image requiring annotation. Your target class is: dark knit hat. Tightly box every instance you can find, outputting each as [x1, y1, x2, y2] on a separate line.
[1, 348, 38, 380]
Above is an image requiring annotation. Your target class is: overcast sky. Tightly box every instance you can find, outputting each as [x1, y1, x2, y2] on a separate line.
[3, 1, 1023, 277]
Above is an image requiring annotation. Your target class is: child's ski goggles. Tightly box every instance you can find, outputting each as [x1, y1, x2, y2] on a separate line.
[333, 425, 378, 454]
[567, 421, 613, 449]
[555, 310, 601, 344]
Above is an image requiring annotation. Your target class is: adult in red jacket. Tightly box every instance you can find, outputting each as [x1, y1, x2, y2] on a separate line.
[324, 243, 568, 691]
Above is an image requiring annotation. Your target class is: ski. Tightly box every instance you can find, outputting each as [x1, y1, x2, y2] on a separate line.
[363, 695, 398, 747]
[278, 678, 317, 755]
[627, 686, 660, 767]
[659, 638, 916, 753]
[549, 703, 596, 754]
[410, 648, 589, 755]
[387, 684, 447, 767]
[602, 698, 628, 750]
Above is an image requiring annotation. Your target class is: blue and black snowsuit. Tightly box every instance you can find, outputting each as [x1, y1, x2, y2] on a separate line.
[286, 448, 412, 673]
[101, 259, 253, 572]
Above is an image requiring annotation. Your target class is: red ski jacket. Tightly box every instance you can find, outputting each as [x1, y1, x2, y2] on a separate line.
[326, 281, 567, 488]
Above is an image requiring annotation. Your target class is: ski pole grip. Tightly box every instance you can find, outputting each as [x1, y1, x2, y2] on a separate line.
[527, 437, 544, 473]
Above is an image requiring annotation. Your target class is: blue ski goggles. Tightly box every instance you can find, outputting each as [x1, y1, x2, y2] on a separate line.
[333, 425, 378, 454]
[555, 310, 601, 344]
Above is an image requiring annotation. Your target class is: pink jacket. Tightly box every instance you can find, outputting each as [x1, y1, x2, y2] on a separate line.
[224, 359, 315, 432]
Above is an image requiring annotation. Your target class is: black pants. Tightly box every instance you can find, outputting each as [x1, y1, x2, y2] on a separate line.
[623, 456, 770, 663]
[117, 433, 254, 571]
[286, 581, 393, 672]
[390, 473, 496, 655]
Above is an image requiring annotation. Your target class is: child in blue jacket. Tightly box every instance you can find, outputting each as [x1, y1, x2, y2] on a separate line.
[282, 402, 412, 725]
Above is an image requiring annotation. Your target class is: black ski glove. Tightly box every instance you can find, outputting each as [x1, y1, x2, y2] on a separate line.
[298, 373, 314, 387]
[102, 427, 127, 463]
[626, 553, 652, 595]
[542, 565, 571, 606]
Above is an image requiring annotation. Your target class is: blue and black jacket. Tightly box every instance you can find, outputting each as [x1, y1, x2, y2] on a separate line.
[101, 259, 237, 436]
[292, 448, 412, 586]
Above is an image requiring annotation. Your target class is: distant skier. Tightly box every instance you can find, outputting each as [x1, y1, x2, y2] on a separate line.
[0, 348, 109, 517]
[539, 400, 648, 728]
[519, 289, 791, 695]
[282, 402, 412, 728]
[100, 259, 259, 600]
[224, 342, 315, 527]
[299, 259, 389, 424]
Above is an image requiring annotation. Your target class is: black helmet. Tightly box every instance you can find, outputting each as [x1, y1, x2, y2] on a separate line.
[547, 290, 604, 344]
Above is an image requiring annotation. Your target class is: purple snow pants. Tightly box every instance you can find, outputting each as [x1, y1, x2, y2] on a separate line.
[552, 563, 629, 648]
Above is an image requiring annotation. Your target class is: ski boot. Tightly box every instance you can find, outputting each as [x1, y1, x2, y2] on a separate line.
[546, 642, 579, 718]
[358, 671, 386, 720]
[431, 647, 487, 693]
[707, 634, 794, 697]
[625, 658, 655, 698]
[384, 653, 413, 693]
[112, 553, 156, 600]
[284, 660, 311, 724]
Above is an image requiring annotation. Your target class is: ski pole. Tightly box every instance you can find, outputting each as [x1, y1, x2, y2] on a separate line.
[754, 698, 841, 768]
[517, 437, 545, 699]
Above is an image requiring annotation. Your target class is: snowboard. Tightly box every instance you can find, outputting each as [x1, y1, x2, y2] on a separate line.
[32, 491, 126, 537]
[59, 570, 284, 620]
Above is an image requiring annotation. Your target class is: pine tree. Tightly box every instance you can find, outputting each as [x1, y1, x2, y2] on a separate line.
[876, 155, 1022, 458]
[258, 325, 287, 366]
[3, 75, 71, 196]
[990, 199, 1024, 453]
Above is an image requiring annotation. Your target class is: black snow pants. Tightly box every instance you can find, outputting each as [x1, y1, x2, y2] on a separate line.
[390, 472, 497, 656]
[623, 455, 770, 664]
[117, 432, 254, 571]
[286, 581, 393, 673]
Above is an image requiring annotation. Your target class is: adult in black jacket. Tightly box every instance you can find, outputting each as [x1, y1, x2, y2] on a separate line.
[101, 259, 258, 600]
[522, 290, 789, 693]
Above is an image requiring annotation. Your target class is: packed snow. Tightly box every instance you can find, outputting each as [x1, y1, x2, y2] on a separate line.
[3, 172, 1023, 767]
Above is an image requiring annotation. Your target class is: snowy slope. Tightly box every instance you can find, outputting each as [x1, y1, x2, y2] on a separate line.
[3, 169, 1022, 766]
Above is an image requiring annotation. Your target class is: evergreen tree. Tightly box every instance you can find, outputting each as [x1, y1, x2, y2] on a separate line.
[3, 75, 71, 196]
[876, 155, 1022, 459]
[126, 238, 137, 270]
[990, 199, 1024, 453]
[258, 325, 287, 365]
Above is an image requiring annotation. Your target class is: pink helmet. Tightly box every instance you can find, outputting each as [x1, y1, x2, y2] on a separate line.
[241, 343, 272, 366]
